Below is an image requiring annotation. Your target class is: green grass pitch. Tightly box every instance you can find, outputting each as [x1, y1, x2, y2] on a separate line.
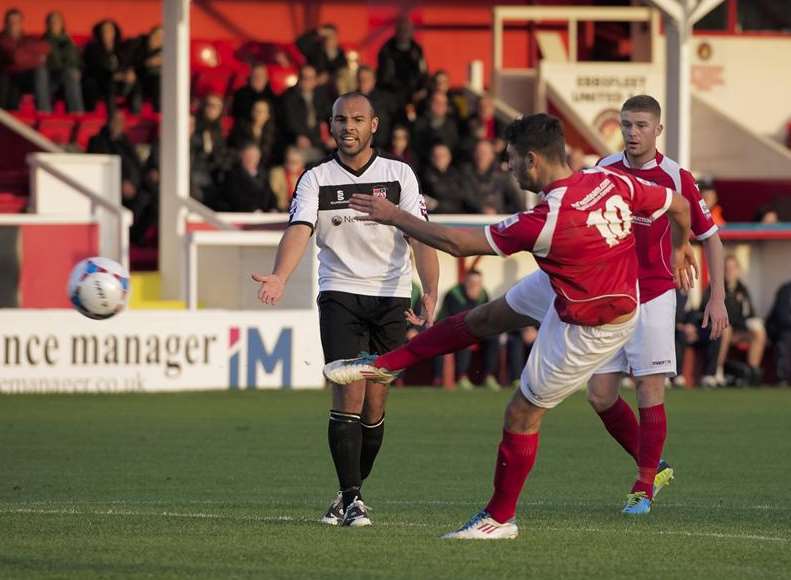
[1, 388, 790, 579]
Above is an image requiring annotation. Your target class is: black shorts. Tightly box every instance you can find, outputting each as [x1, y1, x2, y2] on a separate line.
[318, 291, 411, 363]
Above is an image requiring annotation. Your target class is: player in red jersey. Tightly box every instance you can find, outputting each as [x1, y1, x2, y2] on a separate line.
[325, 114, 694, 539]
[588, 95, 729, 514]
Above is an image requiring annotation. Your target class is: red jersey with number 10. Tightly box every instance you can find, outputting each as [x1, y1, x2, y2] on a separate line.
[597, 151, 718, 303]
[485, 167, 673, 326]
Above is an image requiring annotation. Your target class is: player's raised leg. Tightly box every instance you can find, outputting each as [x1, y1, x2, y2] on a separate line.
[324, 271, 555, 385]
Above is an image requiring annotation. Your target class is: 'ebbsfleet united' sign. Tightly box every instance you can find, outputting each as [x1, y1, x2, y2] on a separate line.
[0, 310, 324, 393]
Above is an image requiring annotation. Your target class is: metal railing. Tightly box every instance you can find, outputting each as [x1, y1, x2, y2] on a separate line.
[27, 155, 133, 271]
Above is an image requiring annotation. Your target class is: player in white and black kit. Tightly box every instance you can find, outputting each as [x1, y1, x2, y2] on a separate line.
[252, 92, 439, 527]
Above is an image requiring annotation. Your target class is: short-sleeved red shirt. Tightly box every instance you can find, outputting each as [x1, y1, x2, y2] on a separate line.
[597, 151, 718, 303]
[485, 167, 673, 326]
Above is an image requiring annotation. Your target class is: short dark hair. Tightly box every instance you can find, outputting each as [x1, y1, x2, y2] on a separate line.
[504, 113, 566, 163]
[621, 94, 662, 119]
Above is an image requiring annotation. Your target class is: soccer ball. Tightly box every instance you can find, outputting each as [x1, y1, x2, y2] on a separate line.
[67, 257, 130, 320]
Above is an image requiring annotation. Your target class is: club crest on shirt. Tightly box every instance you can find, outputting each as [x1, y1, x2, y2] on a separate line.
[372, 186, 387, 198]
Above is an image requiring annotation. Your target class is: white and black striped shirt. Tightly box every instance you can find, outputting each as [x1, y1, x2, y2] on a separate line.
[289, 151, 428, 297]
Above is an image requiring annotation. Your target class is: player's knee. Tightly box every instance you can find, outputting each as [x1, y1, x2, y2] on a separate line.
[503, 391, 543, 433]
[586, 385, 618, 412]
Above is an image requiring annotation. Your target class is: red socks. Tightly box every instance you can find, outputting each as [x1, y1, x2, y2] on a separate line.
[484, 430, 540, 523]
[375, 311, 477, 371]
[596, 397, 640, 462]
[632, 404, 667, 498]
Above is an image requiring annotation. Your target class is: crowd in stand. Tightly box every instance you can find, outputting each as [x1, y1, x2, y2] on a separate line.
[0, 9, 531, 238]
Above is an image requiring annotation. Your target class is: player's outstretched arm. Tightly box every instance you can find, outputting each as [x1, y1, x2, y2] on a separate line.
[665, 193, 695, 291]
[701, 233, 729, 339]
[350, 194, 495, 257]
[251, 224, 312, 305]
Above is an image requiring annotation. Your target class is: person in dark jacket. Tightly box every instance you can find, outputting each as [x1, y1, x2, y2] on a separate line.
[228, 98, 277, 169]
[87, 110, 153, 243]
[278, 64, 332, 159]
[376, 17, 428, 110]
[411, 91, 460, 165]
[356, 64, 398, 149]
[0, 8, 51, 110]
[230, 62, 275, 122]
[82, 19, 140, 113]
[421, 143, 477, 214]
[433, 269, 500, 390]
[42, 11, 83, 112]
[296, 24, 347, 84]
[766, 281, 791, 386]
[705, 255, 767, 386]
[130, 25, 162, 111]
[221, 142, 277, 212]
[463, 139, 524, 214]
[192, 93, 232, 203]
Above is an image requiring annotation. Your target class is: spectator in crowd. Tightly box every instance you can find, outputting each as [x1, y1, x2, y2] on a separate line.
[279, 64, 333, 163]
[463, 139, 524, 214]
[460, 94, 505, 160]
[412, 91, 460, 164]
[87, 110, 153, 243]
[132, 25, 162, 111]
[188, 113, 213, 203]
[708, 255, 767, 386]
[699, 178, 726, 226]
[269, 145, 305, 211]
[230, 62, 275, 122]
[506, 325, 539, 388]
[433, 269, 500, 391]
[82, 19, 140, 113]
[421, 143, 477, 213]
[0, 8, 51, 111]
[41, 11, 83, 112]
[674, 288, 721, 388]
[755, 206, 779, 224]
[376, 17, 428, 110]
[296, 23, 347, 85]
[421, 69, 463, 118]
[221, 142, 278, 212]
[229, 98, 276, 169]
[356, 64, 398, 149]
[191, 94, 232, 203]
[766, 280, 791, 386]
[387, 125, 418, 171]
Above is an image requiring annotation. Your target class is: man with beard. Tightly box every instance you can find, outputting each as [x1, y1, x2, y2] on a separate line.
[251, 92, 439, 527]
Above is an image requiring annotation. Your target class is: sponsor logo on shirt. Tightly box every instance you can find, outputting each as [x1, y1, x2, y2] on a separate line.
[331, 215, 358, 226]
[699, 198, 712, 218]
[571, 178, 615, 210]
[633, 215, 653, 226]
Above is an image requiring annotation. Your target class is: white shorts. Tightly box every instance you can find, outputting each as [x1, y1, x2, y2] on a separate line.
[505, 269, 554, 323]
[520, 303, 639, 409]
[594, 289, 677, 377]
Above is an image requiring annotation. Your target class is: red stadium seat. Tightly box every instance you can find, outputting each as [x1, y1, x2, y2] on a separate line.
[220, 115, 233, 138]
[36, 115, 76, 145]
[193, 68, 234, 98]
[74, 115, 107, 150]
[125, 115, 156, 145]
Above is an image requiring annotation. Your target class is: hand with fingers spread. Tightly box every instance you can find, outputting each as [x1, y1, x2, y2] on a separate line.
[349, 193, 401, 225]
[404, 291, 438, 329]
[251, 273, 285, 305]
[673, 243, 698, 292]
[702, 297, 729, 340]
